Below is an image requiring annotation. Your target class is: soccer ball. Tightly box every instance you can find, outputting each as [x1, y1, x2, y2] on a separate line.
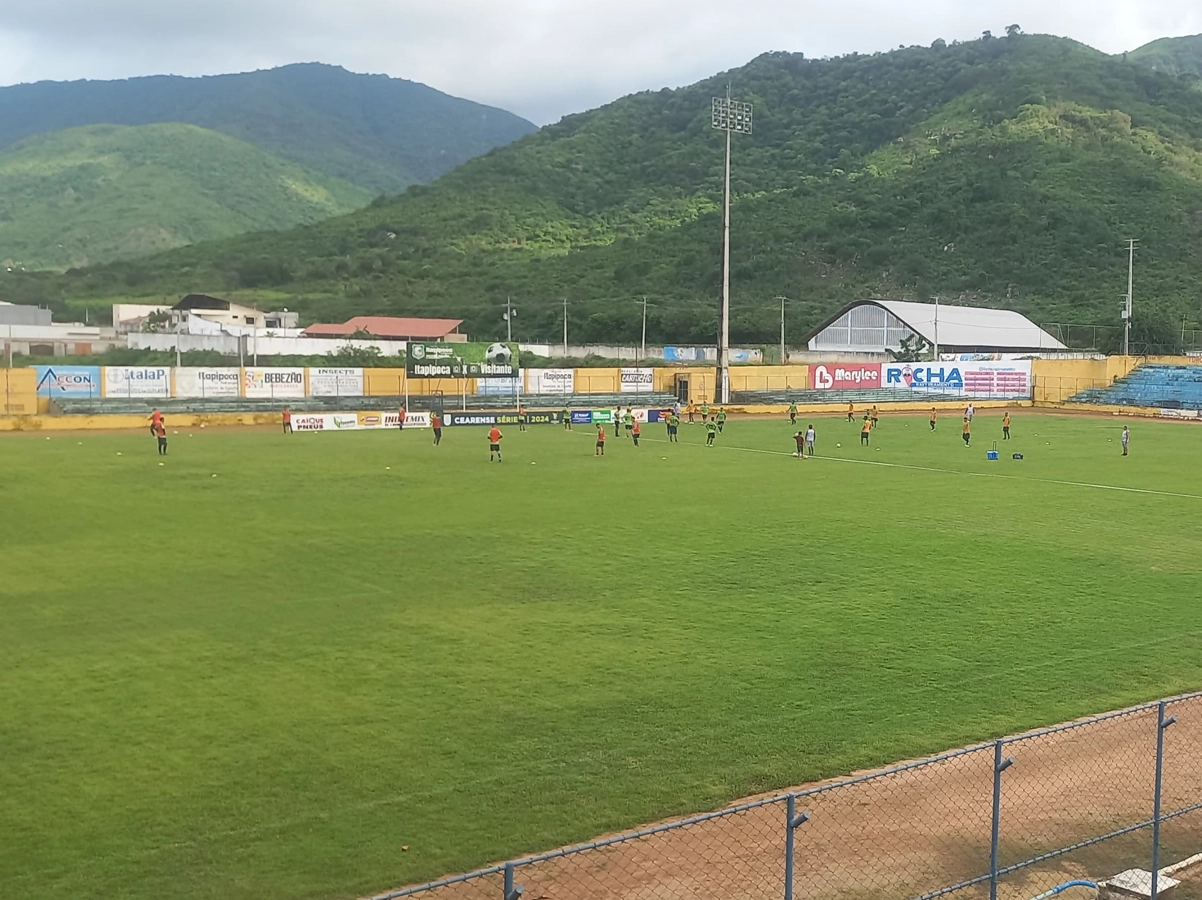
[485, 342, 513, 365]
[836, 443, 841, 448]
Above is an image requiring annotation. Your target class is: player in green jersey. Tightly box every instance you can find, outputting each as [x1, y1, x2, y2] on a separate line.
[705, 416, 718, 446]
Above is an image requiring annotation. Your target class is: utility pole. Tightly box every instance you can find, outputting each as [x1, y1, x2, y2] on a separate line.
[776, 296, 788, 364]
[504, 296, 517, 342]
[1123, 239, 1137, 356]
[711, 88, 753, 403]
[639, 296, 648, 362]
[562, 298, 568, 357]
[933, 296, 940, 360]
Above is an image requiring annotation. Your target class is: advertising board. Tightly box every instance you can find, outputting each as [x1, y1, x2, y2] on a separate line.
[34, 365, 99, 398]
[528, 369, 575, 394]
[477, 377, 520, 397]
[881, 361, 1032, 398]
[383, 411, 431, 428]
[407, 342, 519, 378]
[571, 410, 593, 425]
[104, 366, 170, 398]
[243, 367, 305, 399]
[620, 368, 654, 393]
[441, 410, 562, 427]
[308, 368, 364, 397]
[810, 363, 882, 391]
[174, 367, 240, 398]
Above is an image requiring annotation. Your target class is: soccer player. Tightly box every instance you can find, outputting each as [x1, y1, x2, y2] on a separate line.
[705, 416, 717, 446]
[613, 406, 623, 437]
[1121, 425, 1130, 456]
[700, 400, 710, 422]
[431, 411, 442, 446]
[282, 406, 292, 434]
[668, 411, 680, 442]
[871, 405, 879, 428]
[623, 407, 634, 438]
[962, 417, 971, 447]
[398, 405, 407, 431]
[562, 406, 572, 430]
[673, 400, 681, 420]
[847, 402, 855, 423]
[149, 407, 162, 437]
[687, 401, 697, 424]
[488, 425, 503, 462]
[966, 403, 975, 422]
[929, 407, 937, 431]
[518, 405, 528, 432]
[155, 420, 168, 455]
[632, 419, 641, 447]
[789, 402, 798, 425]
[716, 407, 727, 433]
[1002, 412, 1011, 440]
[860, 414, 872, 446]
[595, 423, 606, 456]
[793, 430, 805, 457]
[805, 423, 816, 457]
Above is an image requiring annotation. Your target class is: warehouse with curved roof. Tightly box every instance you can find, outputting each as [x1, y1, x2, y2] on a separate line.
[805, 300, 1066, 355]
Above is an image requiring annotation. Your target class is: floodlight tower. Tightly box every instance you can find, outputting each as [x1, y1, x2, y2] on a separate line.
[1122, 239, 1138, 356]
[711, 87, 752, 403]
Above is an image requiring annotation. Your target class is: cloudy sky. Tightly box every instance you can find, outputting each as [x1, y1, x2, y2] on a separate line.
[2, 0, 1201, 124]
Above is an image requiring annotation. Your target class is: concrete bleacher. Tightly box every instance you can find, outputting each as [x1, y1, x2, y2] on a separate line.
[1069, 364, 1202, 409]
[730, 388, 964, 406]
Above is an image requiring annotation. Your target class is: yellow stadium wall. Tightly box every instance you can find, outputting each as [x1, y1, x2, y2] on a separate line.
[1, 368, 37, 415]
[1032, 355, 1158, 402]
[362, 368, 478, 398]
[729, 365, 809, 392]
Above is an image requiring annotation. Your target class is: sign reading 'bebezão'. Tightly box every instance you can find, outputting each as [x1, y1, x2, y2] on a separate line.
[407, 342, 519, 378]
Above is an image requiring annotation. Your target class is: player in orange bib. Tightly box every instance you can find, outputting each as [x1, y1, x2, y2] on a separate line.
[488, 426, 503, 461]
[962, 417, 971, 447]
[631, 419, 641, 447]
[595, 424, 606, 456]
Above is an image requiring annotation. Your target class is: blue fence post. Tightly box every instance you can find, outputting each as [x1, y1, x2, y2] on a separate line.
[503, 862, 523, 900]
[1152, 701, 1177, 900]
[990, 740, 1015, 900]
[784, 793, 810, 900]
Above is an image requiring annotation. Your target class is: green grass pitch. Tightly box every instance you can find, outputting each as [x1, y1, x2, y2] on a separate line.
[3, 411, 1202, 900]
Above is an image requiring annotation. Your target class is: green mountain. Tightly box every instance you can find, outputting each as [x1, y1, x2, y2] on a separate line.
[23, 34, 1202, 349]
[0, 64, 537, 195]
[1128, 35, 1202, 80]
[0, 124, 374, 270]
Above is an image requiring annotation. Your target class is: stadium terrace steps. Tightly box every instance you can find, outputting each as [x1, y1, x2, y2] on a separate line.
[1068, 364, 1202, 409]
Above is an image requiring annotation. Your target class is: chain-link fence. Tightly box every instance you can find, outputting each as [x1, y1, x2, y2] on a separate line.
[369, 692, 1202, 900]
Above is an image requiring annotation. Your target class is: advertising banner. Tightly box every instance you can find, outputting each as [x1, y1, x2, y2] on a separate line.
[34, 365, 100, 398]
[571, 409, 593, 425]
[810, 363, 882, 391]
[528, 369, 575, 394]
[407, 342, 519, 378]
[620, 368, 655, 393]
[441, 410, 561, 427]
[243, 367, 305, 399]
[308, 368, 364, 397]
[293, 413, 334, 432]
[382, 411, 431, 428]
[104, 366, 170, 398]
[591, 409, 613, 424]
[881, 361, 1032, 398]
[174, 367, 240, 398]
[478, 377, 520, 397]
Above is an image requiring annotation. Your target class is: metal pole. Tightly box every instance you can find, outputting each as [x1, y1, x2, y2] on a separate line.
[640, 296, 648, 362]
[506, 297, 513, 342]
[780, 296, 786, 365]
[503, 862, 523, 900]
[563, 298, 568, 357]
[1124, 240, 1135, 356]
[253, 324, 258, 366]
[784, 793, 810, 900]
[175, 319, 182, 369]
[1152, 700, 1178, 900]
[934, 297, 940, 360]
[990, 740, 1015, 900]
[719, 104, 732, 405]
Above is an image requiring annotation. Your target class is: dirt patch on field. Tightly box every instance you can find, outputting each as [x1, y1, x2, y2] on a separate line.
[376, 698, 1202, 900]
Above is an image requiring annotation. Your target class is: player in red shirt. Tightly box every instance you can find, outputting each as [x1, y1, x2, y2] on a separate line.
[631, 419, 641, 447]
[149, 408, 162, 436]
[431, 412, 442, 445]
[595, 423, 606, 456]
[398, 405, 407, 431]
[154, 421, 168, 455]
[282, 407, 292, 434]
[488, 425, 503, 462]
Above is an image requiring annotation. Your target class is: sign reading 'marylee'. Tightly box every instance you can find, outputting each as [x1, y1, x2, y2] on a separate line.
[620, 368, 654, 393]
[810, 363, 882, 391]
[407, 342, 519, 378]
[244, 367, 305, 399]
[881, 361, 1032, 398]
[308, 368, 364, 397]
[104, 366, 170, 398]
[175, 367, 240, 398]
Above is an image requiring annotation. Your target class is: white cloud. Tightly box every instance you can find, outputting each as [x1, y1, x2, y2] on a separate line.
[1, 0, 1201, 124]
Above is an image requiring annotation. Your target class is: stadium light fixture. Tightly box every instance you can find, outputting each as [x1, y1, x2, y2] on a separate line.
[711, 88, 753, 403]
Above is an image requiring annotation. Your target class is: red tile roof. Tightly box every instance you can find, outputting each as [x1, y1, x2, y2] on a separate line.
[303, 316, 463, 339]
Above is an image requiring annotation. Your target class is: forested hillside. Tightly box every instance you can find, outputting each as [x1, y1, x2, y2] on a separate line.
[16, 33, 1202, 348]
[0, 124, 373, 270]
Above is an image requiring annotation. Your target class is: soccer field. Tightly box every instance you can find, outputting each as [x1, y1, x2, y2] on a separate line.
[4, 411, 1202, 900]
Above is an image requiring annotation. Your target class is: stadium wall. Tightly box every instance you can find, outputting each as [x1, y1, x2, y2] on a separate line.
[1, 368, 36, 415]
